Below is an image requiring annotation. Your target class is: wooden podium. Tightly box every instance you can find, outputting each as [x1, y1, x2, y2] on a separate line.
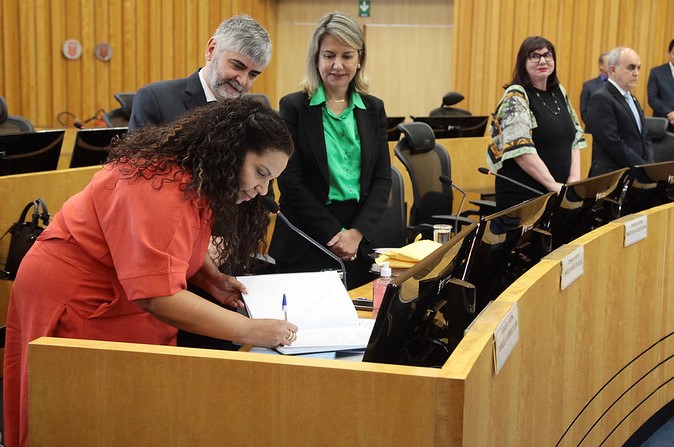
[28, 202, 674, 445]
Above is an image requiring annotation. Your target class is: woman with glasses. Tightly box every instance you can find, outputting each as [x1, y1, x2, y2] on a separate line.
[487, 36, 587, 210]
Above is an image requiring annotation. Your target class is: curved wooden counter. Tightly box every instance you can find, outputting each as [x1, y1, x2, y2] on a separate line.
[26, 202, 673, 445]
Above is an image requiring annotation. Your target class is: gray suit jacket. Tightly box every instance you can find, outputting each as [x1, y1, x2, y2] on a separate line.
[586, 82, 654, 176]
[647, 63, 674, 126]
[128, 70, 207, 131]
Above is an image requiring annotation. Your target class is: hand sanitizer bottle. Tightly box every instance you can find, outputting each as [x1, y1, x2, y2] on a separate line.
[372, 262, 392, 317]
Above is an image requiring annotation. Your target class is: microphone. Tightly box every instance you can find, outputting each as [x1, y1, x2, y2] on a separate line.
[439, 175, 466, 234]
[477, 167, 544, 196]
[262, 196, 348, 288]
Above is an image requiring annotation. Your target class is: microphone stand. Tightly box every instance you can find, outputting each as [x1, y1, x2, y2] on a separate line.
[439, 175, 467, 234]
[262, 196, 348, 289]
[477, 167, 544, 196]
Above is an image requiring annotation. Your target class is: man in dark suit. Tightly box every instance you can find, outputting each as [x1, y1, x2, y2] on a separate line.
[579, 52, 608, 124]
[647, 38, 674, 132]
[128, 15, 271, 131]
[586, 47, 654, 177]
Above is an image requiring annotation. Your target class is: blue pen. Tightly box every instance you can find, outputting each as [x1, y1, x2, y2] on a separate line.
[282, 293, 288, 321]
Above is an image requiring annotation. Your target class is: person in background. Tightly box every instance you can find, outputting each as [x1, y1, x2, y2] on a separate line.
[128, 14, 273, 350]
[3, 99, 298, 447]
[586, 47, 654, 176]
[129, 15, 271, 130]
[647, 38, 674, 132]
[579, 52, 609, 124]
[268, 11, 391, 289]
[487, 36, 586, 211]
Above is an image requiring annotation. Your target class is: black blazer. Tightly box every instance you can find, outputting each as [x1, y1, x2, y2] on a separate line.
[586, 82, 654, 177]
[647, 63, 674, 123]
[128, 70, 207, 131]
[269, 91, 391, 264]
[579, 75, 606, 124]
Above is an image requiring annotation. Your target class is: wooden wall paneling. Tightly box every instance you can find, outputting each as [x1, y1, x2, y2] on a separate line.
[65, 1, 83, 127]
[146, 0, 161, 83]
[274, 19, 311, 107]
[250, 0, 277, 99]
[80, 1, 97, 121]
[34, 0, 53, 127]
[0, 0, 5, 91]
[173, 0, 187, 77]
[49, 1, 67, 129]
[184, 0, 199, 81]
[196, 0, 212, 76]
[160, 1, 175, 79]
[18, 1, 37, 122]
[119, 0, 136, 92]
[134, 1, 149, 89]
[366, 25, 453, 117]
[453, 0, 674, 116]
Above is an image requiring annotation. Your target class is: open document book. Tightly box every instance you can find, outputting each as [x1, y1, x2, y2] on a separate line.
[238, 271, 375, 355]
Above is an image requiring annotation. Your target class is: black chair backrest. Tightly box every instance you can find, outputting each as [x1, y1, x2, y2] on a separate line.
[645, 117, 674, 162]
[386, 116, 405, 142]
[369, 166, 406, 248]
[70, 127, 128, 168]
[411, 115, 489, 138]
[0, 130, 65, 175]
[645, 117, 668, 141]
[103, 109, 129, 128]
[0, 96, 34, 134]
[620, 161, 674, 215]
[114, 92, 135, 119]
[394, 122, 453, 226]
[429, 92, 472, 117]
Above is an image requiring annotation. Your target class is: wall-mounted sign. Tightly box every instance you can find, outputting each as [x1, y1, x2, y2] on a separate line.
[95, 42, 112, 62]
[359, 0, 371, 17]
[62, 39, 82, 60]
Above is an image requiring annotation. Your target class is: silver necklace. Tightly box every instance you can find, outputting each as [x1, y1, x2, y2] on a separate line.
[534, 90, 561, 115]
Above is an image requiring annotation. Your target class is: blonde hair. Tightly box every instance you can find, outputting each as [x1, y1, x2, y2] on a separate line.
[301, 12, 369, 96]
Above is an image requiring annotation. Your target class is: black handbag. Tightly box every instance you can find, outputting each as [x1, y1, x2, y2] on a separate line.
[1, 198, 50, 280]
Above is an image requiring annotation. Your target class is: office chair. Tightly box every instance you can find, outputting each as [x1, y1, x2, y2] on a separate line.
[645, 117, 674, 162]
[429, 92, 472, 117]
[386, 116, 405, 142]
[394, 122, 475, 233]
[369, 166, 407, 249]
[0, 96, 34, 134]
[0, 130, 65, 175]
[103, 92, 135, 127]
[69, 127, 128, 168]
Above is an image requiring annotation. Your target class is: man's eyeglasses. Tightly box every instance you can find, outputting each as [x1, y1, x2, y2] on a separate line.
[528, 52, 554, 63]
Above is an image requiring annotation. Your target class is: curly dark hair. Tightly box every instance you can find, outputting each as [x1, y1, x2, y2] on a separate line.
[107, 97, 294, 274]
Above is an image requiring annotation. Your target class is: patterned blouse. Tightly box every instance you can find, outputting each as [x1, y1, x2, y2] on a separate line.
[487, 84, 587, 172]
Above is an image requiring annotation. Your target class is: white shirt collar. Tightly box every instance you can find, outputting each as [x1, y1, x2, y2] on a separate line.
[669, 61, 674, 76]
[198, 68, 218, 102]
[608, 78, 629, 97]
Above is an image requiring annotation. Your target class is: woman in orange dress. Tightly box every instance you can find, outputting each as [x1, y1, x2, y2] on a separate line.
[3, 98, 298, 447]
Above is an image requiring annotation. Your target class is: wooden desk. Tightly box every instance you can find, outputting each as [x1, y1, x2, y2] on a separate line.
[28, 202, 673, 445]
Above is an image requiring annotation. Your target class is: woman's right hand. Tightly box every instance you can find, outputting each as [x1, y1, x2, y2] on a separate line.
[243, 319, 299, 348]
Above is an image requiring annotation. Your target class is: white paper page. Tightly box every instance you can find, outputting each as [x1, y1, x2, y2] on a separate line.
[277, 319, 376, 355]
[238, 271, 359, 329]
